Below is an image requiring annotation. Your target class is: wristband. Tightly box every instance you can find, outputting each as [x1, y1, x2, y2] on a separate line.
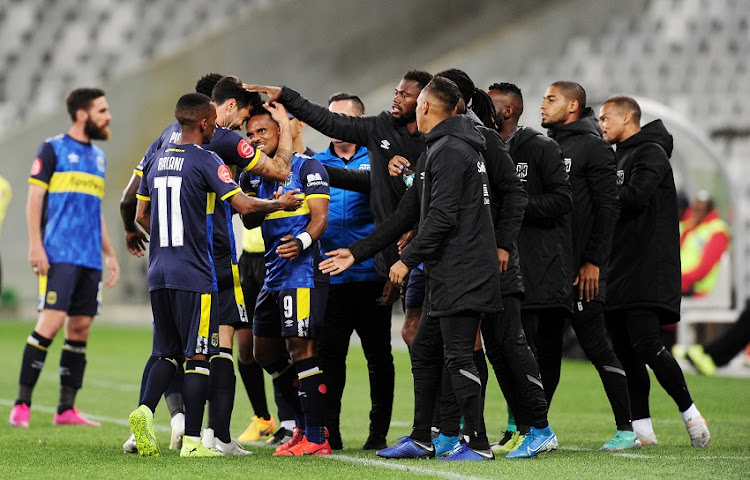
[292, 238, 304, 253]
[296, 231, 312, 250]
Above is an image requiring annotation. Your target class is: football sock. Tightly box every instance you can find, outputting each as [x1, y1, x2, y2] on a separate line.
[58, 339, 86, 413]
[632, 417, 654, 436]
[209, 349, 235, 443]
[17, 331, 52, 405]
[138, 355, 159, 404]
[295, 357, 326, 444]
[164, 362, 185, 416]
[237, 359, 270, 419]
[183, 360, 211, 438]
[681, 403, 701, 422]
[506, 404, 517, 432]
[267, 358, 303, 431]
[141, 358, 178, 413]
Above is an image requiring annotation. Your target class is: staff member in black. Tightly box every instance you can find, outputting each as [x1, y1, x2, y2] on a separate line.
[599, 95, 710, 448]
[322, 77, 500, 461]
[541, 81, 636, 450]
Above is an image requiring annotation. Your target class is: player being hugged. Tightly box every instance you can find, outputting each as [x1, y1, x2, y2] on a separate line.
[239, 105, 331, 456]
[128, 93, 301, 458]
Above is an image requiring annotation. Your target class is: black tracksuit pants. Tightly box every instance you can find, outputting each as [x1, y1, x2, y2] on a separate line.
[705, 302, 750, 367]
[523, 301, 632, 430]
[410, 309, 489, 450]
[317, 281, 394, 438]
[606, 308, 694, 420]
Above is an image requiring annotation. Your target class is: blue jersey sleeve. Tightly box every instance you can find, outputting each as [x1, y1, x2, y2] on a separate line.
[238, 171, 261, 196]
[136, 156, 154, 200]
[29, 142, 57, 187]
[202, 153, 242, 201]
[299, 158, 330, 199]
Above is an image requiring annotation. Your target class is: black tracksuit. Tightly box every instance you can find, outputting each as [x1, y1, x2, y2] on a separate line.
[604, 120, 693, 419]
[278, 86, 425, 276]
[535, 111, 631, 431]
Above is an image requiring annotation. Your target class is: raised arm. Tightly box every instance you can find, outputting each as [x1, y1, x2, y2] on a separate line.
[324, 164, 372, 194]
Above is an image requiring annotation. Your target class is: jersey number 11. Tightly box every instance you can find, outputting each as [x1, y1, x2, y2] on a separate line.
[154, 176, 184, 247]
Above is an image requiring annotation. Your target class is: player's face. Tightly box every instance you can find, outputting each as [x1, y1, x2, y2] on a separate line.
[223, 103, 252, 131]
[415, 90, 428, 134]
[392, 79, 421, 123]
[488, 90, 510, 127]
[328, 99, 360, 146]
[246, 114, 280, 156]
[83, 96, 112, 140]
[540, 86, 570, 128]
[598, 103, 626, 144]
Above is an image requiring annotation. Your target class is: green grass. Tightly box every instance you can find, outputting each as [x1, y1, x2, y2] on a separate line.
[0, 319, 749, 479]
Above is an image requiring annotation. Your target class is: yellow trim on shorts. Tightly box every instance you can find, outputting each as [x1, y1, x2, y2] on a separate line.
[298, 369, 323, 380]
[231, 263, 246, 308]
[199, 293, 211, 339]
[296, 288, 310, 322]
[185, 368, 210, 376]
[206, 192, 216, 214]
[38, 274, 48, 300]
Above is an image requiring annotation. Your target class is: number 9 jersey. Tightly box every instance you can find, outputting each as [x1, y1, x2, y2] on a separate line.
[137, 143, 241, 293]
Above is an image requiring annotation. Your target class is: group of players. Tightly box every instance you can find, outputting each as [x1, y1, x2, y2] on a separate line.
[10, 66, 712, 461]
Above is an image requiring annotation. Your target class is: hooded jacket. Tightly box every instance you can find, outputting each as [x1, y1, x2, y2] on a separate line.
[399, 114, 502, 316]
[606, 120, 681, 322]
[548, 108, 620, 303]
[508, 126, 573, 312]
[279, 86, 426, 277]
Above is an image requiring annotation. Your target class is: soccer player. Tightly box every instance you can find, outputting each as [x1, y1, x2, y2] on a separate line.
[240, 106, 331, 456]
[10, 88, 120, 428]
[128, 92, 301, 458]
[599, 95, 710, 448]
[120, 74, 295, 455]
[322, 77, 501, 461]
[540, 81, 637, 450]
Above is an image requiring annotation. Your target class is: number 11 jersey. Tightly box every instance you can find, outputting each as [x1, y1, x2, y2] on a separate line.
[137, 143, 241, 293]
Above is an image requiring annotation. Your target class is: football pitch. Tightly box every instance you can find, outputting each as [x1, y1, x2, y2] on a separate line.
[0, 319, 748, 480]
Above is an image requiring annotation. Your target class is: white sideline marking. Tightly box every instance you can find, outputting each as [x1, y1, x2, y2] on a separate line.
[0, 399, 170, 432]
[613, 452, 750, 461]
[324, 454, 494, 480]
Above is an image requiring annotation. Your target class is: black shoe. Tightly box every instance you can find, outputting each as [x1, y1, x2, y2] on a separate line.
[363, 434, 387, 450]
[497, 430, 514, 446]
[265, 427, 293, 446]
[327, 427, 343, 450]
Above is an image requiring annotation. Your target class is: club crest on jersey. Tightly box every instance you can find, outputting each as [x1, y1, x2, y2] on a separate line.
[30, 158, 42, 176]
[283, 172, 294, 187]
[616, 169, 624, 185]
[380, 139, 391, 150]
[237, 139, 254, 158]
[218, 165, 234, 183]
[564, 158, 571, 173]
[67, 153, 79, 163]
[516, 162, 528, 181]
[97, 156, 105, 172]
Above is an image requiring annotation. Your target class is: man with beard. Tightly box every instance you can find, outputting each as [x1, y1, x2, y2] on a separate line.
[540, 81, 637, 450]
[10, 88, 120, 428]
[245, 70, 431, 308]
[599, 95, 710, 448]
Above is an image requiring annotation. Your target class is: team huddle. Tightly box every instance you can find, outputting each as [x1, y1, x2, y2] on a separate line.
[10, 67, 711, 461]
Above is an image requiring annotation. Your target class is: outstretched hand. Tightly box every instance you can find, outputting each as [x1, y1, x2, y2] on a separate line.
[265, 101, 291, 126]
[243, 84, 283, 104]
[126, 230, 149, 257]
[388, 155, 411, 177]
[319, 248, 355, 275]
[277, 188, 303, 211]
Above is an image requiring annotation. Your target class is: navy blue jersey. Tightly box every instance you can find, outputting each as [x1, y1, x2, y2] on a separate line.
[29, 134, 106, 270]
[135, 123, 260, 268]
[137, 143, 241, 293]
[239, 154, 330, 291]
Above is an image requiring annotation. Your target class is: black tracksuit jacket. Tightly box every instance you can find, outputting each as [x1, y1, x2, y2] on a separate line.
[606, 120, 681, 323]
[508, 126, 573, 312]
[278, 86, 425, 276]
[547, 108, 620, 303]
[350, 115, 502, 316]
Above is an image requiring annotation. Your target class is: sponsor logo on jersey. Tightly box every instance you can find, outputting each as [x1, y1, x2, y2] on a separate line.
[564, 158, 572, 173]
[306, 172, 328, 187]
[169, 131, 182, 144]
[46, 291, 57, 305]
[238, 139, 255, 158]
[30, 158, 42, 176]
[380, 139, 390, 150]
[68, 153, 79, 163]
[516, 162, 528, 181]
[477, 161, 487, 174]
[285, 319, 294, 329]
[482, 183, 490, 205]
[218, 165, 234, 183]
[616, 169, 624, 185]
[359, 164, 371, 171]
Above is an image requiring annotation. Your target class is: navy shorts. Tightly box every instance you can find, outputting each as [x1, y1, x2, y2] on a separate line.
[253, 286, 328, 338]
[216, 262, 249, 328]
[404, 267, 425, 310]
[150, 289, 219, 358]
[38, 263, 102, 316]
